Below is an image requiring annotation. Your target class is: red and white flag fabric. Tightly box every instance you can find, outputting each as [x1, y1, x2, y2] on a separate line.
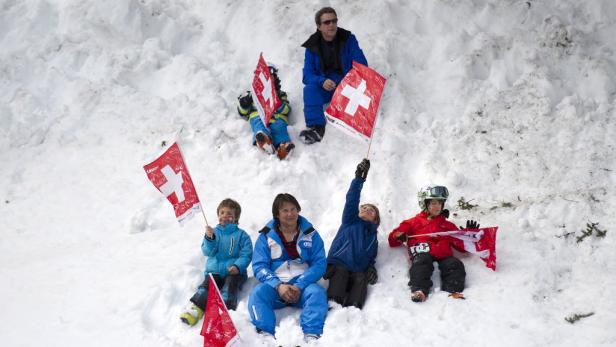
[325, 61, 386, 141]
[143, 142, 202, 225]
[201, 273, 240, 347]
[450, 227, 498, 271]
[251, 53, 281, 127]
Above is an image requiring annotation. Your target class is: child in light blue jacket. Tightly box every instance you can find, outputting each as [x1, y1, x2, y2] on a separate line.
[180, 198, 253, 326]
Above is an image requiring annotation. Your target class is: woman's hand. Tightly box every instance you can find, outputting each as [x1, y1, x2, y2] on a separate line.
[278, 284, 301, 303]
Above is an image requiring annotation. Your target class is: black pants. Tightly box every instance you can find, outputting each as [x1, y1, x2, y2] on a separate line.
[190, 273, 244, 310]
[408, 253, 465, 295]
[326, 264, 369, 309]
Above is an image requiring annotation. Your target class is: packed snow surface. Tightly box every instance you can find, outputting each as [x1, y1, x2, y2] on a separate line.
[1, 0, 615, 346]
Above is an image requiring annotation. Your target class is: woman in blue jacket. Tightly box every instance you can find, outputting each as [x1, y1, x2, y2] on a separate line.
[180, 198, 253, 326]
[248, 193, 328, 343]
[325, 159, 380, 309]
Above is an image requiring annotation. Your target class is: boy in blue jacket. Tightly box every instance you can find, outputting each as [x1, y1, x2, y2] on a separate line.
[248, 193, 328, 343]
[299, 7, 368, 144]
[324, 159, 379, 308]
[180, 198, 253, 326]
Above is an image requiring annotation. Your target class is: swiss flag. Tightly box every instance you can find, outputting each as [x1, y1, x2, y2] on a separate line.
[450, 227, 498, 271]
[143, 142, 201, 225]
[251, 53, 281, 127]
[201, 274, 240, 347]
[326, 61, 386, 140]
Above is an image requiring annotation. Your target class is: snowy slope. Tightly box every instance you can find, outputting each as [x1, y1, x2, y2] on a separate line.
[1, 0, 615, 346]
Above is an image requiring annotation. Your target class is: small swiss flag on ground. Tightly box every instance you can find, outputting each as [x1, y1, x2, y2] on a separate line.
[201, 273, 240, 347]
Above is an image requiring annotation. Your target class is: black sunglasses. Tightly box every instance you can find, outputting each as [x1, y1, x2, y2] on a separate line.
[321, 18, 338, 25]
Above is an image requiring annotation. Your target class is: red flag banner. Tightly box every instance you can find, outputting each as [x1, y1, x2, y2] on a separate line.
[143, 142, 202, 225]
[450, 227, 498, 271]
[201, 274, 240, 347]
[251, 53, 281, 127]
[325, 61, 386, 141]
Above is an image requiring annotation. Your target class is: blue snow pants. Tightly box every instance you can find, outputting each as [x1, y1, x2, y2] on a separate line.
[249, 116, 291, 147]
[303, 71, 344, 127]
[248, 282, 328, 335]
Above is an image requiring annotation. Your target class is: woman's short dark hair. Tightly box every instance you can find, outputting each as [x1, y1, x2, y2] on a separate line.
[272, 193, 301, 219]
[315, 7, 337, 25]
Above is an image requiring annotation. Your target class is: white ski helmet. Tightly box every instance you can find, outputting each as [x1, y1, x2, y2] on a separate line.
[417, 185, 449, 212]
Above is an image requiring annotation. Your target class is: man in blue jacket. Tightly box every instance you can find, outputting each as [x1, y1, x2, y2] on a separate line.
[248, 193, 328, 343]
[299, 7, 368, 144]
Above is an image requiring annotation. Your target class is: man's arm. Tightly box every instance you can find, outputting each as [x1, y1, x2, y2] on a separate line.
[302, 49, 326, 86]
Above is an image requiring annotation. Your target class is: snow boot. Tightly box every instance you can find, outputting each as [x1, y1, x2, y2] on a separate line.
[276, 142, 295, 160]
[303, 333, 320, 343]
[255, 131, 275, 154]
[299, 126, 325, 144]
[411, 291, 427, 303]
[180, 304, 204, 326]
[448, 292, 465, 300]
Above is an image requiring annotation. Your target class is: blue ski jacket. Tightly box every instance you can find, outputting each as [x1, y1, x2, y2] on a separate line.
[202, 223, 253, 277]
[326, 178, 378, 272]
[301, 28, 368, 87]
[252, 216, 327, 291]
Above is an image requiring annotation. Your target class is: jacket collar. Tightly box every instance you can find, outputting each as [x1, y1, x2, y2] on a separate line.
[216, 223, 238, 233]
[301, 27, 351, 54]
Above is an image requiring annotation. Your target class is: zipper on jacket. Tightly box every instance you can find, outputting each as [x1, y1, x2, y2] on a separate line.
[229, 237, 235, 256]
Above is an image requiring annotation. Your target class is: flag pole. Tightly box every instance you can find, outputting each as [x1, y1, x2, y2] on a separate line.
[365, 136, 374, 160]
[365, 108, 381, 159]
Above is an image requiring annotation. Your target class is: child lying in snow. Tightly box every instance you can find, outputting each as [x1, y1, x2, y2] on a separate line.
[237, 64, 295, 160]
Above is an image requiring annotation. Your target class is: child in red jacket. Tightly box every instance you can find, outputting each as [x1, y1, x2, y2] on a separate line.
[388, 185, 479, 302]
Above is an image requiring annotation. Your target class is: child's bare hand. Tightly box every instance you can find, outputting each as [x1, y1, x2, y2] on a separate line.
[205, 226, 214, 238]
[228, 265, 239, 275]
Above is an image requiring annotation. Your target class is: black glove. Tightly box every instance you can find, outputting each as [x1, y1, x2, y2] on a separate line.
[365, 265, 378, 285]
[238, 91, 253, 109]
[394, 232, 408, 243]
[323, 264, 336, 280]
[461, 220, 480, 230]
[355, 159, 370, 180]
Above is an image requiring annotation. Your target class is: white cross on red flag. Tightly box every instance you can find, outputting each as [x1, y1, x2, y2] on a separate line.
[201, 273, 240, 347]
[143, 142, 202, 225]
[251, 53, 281, 127]
[326, 61, 386, 140]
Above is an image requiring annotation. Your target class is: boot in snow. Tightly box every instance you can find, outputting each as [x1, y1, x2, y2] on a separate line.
[180, 304, 204, 326]
[411, 291, 427, 303]
[255, 131, 275, 154]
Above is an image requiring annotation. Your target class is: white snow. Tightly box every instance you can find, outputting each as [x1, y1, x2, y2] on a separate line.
[1, 0, 615, 346]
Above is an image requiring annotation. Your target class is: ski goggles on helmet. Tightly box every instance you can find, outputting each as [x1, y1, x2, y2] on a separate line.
[428, 186, 449, 199]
